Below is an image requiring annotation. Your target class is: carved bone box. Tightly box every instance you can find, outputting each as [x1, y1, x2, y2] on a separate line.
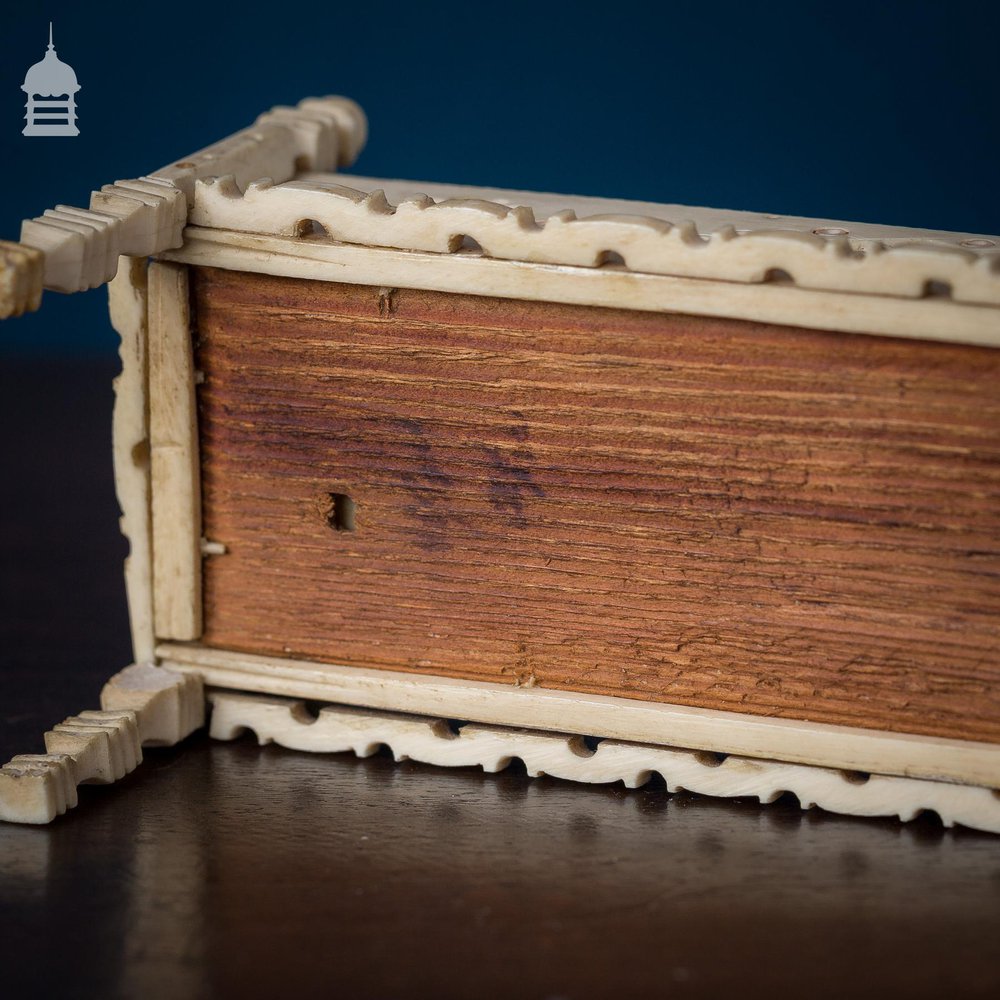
[1, 98, 999, 832]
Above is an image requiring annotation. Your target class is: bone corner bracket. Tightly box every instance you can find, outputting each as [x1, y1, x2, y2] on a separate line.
[0, 664, 204, 825]
[5, 94, 368, 303]
[0, 240, 44, 319]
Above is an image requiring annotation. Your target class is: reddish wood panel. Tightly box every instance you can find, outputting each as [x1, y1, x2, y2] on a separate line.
[191, 267, 1000, 743]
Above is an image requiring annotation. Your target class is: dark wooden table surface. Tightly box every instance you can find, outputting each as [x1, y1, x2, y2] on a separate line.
[1, 357, 998, 1000]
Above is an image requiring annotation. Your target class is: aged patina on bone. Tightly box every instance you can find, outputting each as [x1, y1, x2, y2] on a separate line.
[1, 97, 998, 832]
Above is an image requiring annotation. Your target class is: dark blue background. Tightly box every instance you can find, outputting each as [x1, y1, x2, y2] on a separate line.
[2, 0, 998, 354]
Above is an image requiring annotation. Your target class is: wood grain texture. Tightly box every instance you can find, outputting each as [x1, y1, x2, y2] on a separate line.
[6, 357, 1000, 1000]
[191, 267, 1000, 744]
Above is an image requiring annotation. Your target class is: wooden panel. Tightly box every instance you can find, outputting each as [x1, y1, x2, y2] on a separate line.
[191, 267, 1000, 743]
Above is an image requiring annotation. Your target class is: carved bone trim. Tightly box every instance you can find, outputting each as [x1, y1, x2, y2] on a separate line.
[189, 174, 1000, 308]
[208, 690, 1000, 835]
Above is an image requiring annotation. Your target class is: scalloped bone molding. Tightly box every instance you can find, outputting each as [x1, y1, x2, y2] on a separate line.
[189, 172, 1000, 306]
[0, 96, 367, 314]
[208, 690, 1000, 835]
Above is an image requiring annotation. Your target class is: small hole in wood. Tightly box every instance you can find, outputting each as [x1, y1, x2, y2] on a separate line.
[431, 720, 461, 740]
[960, 238, 995, 248]
[174, 161, 197, 169]
[813, 227, 849, 237]
[450, 234, 484, 254]
[841, 770, 871, 785]
[302, 700, 329, 720]
[694, 751, 729, 768]
[923, 279, 952, 299]
[567, 736, 597, 758]
[296, 218, 328, 238]
[291, 702, 321, 725]
[325, 493, 356, 532]
[596, 250, 626, 268]
[764, 267, 794, 284]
